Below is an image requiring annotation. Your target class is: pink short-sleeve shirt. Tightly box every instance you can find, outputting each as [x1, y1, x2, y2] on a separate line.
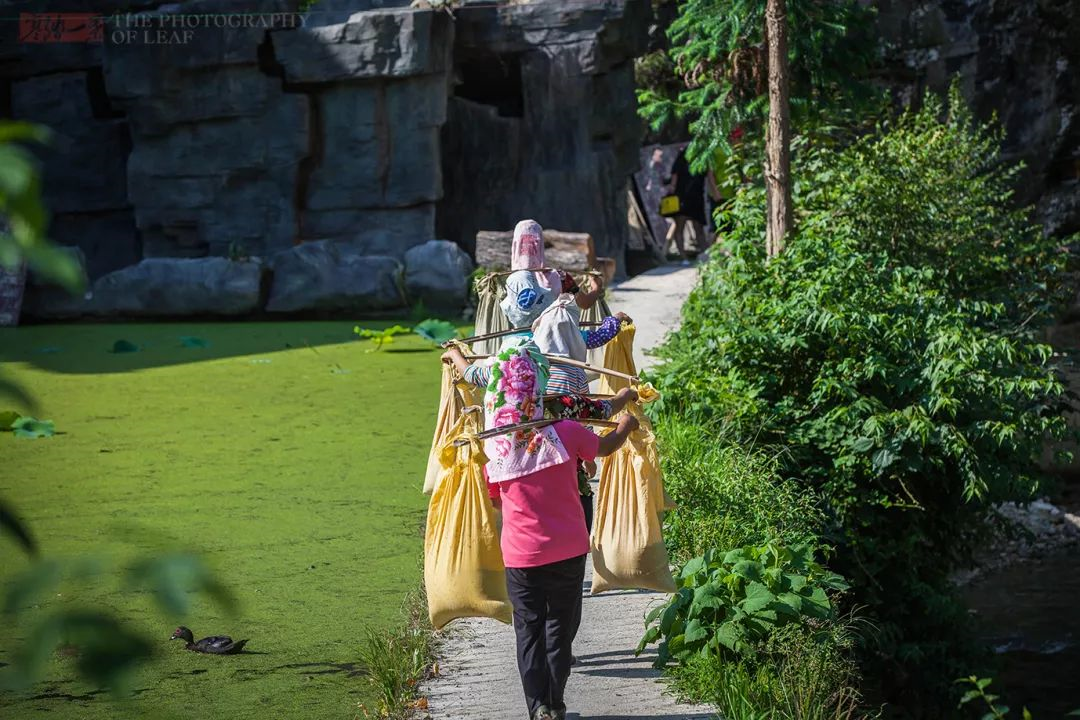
[488, 420, 599, 568]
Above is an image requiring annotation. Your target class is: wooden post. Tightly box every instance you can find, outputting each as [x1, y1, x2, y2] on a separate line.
[764, 0, 793, 258]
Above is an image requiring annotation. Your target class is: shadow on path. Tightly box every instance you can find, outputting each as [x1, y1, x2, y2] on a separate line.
[0, 320, 450, 375]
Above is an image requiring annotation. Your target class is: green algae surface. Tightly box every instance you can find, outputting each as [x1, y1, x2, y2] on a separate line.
[0, 322, 447, 719]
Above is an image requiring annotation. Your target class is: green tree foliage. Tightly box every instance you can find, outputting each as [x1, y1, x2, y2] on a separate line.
[650, 87, 1076, 699]
[0, 121, 83, 293]
[637, 0, 880, 172]
[0, 121, 85, 411]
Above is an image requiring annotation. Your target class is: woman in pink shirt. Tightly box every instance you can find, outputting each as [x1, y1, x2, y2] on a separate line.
[485, 347, 639, 720]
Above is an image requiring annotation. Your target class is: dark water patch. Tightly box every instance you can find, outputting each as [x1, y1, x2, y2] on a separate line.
[965, 545, 1080, 716]
[228, 661, 364, 682]
[276, 661, 365, 678]
[28, 688, 105, 702]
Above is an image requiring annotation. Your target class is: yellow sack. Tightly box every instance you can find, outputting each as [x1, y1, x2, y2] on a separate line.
[424, 418, 513, 630]
[597, 322, 637, 395]
[424, 364, 468, 495]
[579, 279, 612, 374]
[625, 402, 677, 513]
[590, 414, 676, 594]
[472, 273, 511, 356]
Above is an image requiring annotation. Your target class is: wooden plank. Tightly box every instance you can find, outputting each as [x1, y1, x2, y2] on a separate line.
[0, 264, 26, 327]
[475, 229, 596, 271]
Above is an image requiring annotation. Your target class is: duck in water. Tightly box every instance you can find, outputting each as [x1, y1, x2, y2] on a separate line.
[170, 626, 248, 654]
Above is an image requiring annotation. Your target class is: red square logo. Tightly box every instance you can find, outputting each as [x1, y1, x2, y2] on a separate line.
[19, 13, 104, 43]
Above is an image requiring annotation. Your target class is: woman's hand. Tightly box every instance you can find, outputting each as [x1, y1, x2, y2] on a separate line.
[610, 387, 639, 414]
[615, 311, 632, 325]
[441, 346, 471, 375]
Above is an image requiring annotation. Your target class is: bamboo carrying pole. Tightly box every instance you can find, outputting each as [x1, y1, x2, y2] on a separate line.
[461, 354, 638, 383]
[486, 267, 604, 278]
[452, 416, 619, 446]
[454, 321, 599, 347]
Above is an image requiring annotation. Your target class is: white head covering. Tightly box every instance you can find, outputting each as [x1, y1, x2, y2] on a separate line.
[511, 219, 560, 291]
[532, 293, 587, 362]
[501, 270, 555, 328]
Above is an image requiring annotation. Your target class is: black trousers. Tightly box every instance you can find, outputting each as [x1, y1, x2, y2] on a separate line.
[580, 492, 593, 534]
[505, 554, 586, 717]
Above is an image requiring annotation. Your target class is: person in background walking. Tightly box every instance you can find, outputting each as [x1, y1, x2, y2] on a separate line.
[663, 144, 707, 265]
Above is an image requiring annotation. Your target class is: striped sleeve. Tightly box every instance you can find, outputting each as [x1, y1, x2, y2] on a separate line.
[546, 365, 590, 395]
[463, 364, 491, 388]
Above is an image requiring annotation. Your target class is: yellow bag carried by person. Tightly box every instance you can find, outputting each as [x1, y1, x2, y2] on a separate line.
[579, 278, 612, 375]
[624, 402, 677, 514]
[472, 273, 511, 356]
[424, 416, 513, 630]
[424, 363, 468, 495]
[590, 412, 676, 594]
[597, 322, 637, 395]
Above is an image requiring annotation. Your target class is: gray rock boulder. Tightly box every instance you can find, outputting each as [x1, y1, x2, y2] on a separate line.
[89, 257, 265, 316]
[271, 8, 453, 84]
[404, 240, 474, 314]
[266, 240, 404, 313]
[303, 205, 435, 256]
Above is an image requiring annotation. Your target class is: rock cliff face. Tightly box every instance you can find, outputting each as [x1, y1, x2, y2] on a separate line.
[10, 0, 1070, 317]
[876, 0, 1080, 237]
[437, 0, 650, 262]
[0, 0, 649, 316]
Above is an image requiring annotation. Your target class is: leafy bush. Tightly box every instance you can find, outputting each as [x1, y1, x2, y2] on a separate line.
[656, 418, 824, 564]
[0, 120, 85, 411]
[640, 539, 847, 666]
[650, 86, 1075, 701]
[668, 621, 869, 720]
[0, 122, 84, 293]
[3, 550, 235, 694]
[955, 676, 1080, 720]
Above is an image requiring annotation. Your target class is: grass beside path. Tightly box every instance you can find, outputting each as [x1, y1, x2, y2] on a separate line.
[0, 322, 447, 720]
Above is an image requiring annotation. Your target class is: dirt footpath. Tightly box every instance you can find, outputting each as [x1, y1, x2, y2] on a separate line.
[423, 264, 713, 720]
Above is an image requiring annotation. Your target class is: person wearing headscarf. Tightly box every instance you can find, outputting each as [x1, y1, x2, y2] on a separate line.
[502, 219, 606, 324]
[501, 220, 562, 327]
[461, 218, 630, 406]
[481, 343, 639, 720]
